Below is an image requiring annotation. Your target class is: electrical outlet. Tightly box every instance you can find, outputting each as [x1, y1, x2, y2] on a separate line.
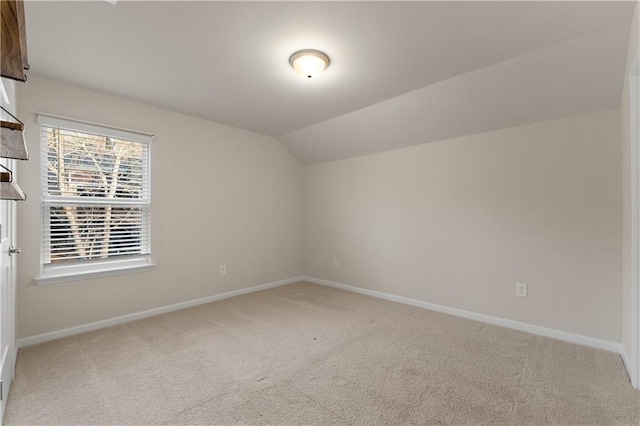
[516, 283, 528, 298]
[333, 258, 340, 267]
[220, 265, 227, 276]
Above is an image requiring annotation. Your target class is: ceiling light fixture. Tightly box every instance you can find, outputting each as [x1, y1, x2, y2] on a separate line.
[289, 49, 330, 79]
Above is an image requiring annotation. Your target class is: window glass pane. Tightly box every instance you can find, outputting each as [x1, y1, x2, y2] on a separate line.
[45, 128, 147, 199]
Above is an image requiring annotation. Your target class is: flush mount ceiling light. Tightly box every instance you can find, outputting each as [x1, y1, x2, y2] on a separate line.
[289, 49, 330, 79]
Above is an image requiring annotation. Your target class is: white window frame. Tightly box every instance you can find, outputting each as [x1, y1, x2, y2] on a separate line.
[35, 114, 154, 285]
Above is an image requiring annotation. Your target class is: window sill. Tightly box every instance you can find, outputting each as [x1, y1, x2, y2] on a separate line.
[34, 260, 155, 286]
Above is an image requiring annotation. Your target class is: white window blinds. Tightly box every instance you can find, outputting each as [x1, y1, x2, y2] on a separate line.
[38, 114, 152, 268]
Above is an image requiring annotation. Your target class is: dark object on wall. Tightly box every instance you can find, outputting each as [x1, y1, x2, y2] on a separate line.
[0, 106, 28, 159]
[1, 0, 29, 82]
[0, 163, 25, 200]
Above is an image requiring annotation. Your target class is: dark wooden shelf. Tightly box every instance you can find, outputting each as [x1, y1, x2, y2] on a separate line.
[1, 0, 29, 82]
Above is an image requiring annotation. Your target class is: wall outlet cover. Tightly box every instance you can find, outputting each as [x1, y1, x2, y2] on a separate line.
[516, 282, 528, 298]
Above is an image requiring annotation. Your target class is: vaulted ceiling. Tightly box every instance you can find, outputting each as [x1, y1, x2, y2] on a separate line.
[25, 1, 637, 164]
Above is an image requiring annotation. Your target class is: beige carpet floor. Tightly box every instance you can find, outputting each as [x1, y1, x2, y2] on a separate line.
[4, 281, 639, 425]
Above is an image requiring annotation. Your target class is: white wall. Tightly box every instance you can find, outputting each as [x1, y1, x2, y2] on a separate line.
[12, 75, 627, 346]
[16, 75, 303, 339]
[1, 78, 16, 113]
[621, 3, 639, 381]
[304, 110, 622, 342]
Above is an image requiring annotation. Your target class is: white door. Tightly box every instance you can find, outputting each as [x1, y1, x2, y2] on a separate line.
[0, 157, 16, 421]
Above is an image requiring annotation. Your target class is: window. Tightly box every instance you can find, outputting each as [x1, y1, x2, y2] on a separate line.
[36, 115, 153, 285]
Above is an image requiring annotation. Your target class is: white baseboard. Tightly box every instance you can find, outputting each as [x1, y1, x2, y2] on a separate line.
[17, 276, 304, 348]
[620, 346, 638, 389]
[303, 276, 623, 354]
[621, 347, 633, 384]
[17, 275, 625, 359]
[12, 346, 17, 379]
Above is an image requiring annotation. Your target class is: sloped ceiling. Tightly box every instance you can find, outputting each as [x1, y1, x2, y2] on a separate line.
[24, 1, 637, 165]
[281, 22, 631, 164]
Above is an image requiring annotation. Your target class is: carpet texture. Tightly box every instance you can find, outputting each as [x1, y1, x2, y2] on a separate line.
[5, 281, 639, 425]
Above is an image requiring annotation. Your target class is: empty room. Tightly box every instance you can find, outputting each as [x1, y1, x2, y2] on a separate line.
[0, 0, 639, 424]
